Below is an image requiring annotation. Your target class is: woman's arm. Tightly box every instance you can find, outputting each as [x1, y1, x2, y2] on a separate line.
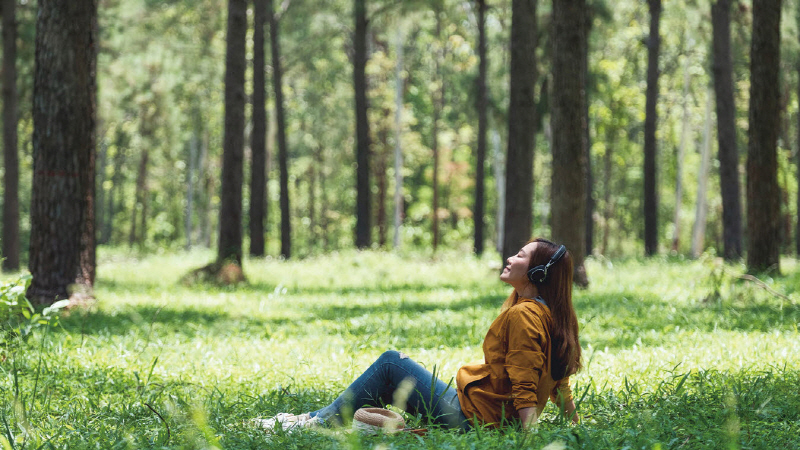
[563, 399, 579, 424]
[518, 407, 538, 428]
[519, 401, 579, 428]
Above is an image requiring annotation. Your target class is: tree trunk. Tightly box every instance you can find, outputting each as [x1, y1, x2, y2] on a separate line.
[250, 0, 267, 257]
[583, 5, 594, 258]
[601, 131, 614, 256]
[218, 0, 247, 265]
[2, 0, 19, 272]
[319, 146, 330, 252]
[432, 10, 443, 251]
[95, 134, 107, 246]
[129, 149, 149, 247]
[746, 0, 782, 274]
[643, 0, 661, 256]
[493, 130, 504, 253]
[551, 0, 589, 287]
[711, 0, 743, 260]
[28, 0, 97, 303]
[473, 0, 487, 255]
[269, 0, 290, 259]
[309, 164, 317, 249]
[103, 134, 126, 245]
[200, 129, 212, 248]
[376, 120, 389, 248]
[672, 54, 690, 253]
[691, 91, 713, 258]
[502, 0, 537, 262]
[797, 61, 800, 257]
[393, 28, 404, 250]
[186, 132, 198, 250]
[353, 0, 371, 249]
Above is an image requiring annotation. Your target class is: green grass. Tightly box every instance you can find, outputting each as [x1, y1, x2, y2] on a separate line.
[1, 249, 799, 449]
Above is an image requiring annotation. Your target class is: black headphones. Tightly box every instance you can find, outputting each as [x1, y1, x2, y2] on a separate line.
[527, 245, 567, 284]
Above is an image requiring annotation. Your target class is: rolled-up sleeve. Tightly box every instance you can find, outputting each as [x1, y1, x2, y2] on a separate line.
[504, 307, 546, 411]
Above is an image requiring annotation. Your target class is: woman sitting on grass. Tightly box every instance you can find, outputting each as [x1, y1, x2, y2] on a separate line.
[259, 238, 582, 432]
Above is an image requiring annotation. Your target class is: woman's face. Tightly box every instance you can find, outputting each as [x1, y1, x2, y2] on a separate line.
[500, 242, 538, 286]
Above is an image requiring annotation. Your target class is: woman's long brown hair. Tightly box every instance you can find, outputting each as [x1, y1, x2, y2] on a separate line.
[500, 238, 582, 380]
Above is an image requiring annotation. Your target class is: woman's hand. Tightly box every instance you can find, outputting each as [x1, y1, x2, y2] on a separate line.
[563, 399, 580, 424]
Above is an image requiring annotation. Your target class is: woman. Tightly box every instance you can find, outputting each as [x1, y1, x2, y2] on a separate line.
[259, 238, 581, 432]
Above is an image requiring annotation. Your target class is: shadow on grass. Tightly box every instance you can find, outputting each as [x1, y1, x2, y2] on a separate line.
[576, 290, 800, 349]
[57, 292, 497, 342]
[58, 305, 283, 338]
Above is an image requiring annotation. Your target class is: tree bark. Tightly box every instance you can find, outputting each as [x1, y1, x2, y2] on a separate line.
[711, 0, 743, 260]
[28, 0, 97, 303]
[250, 0, 267, 257]
[643, 0, 661, 256]
[502, 0, 537, 262]
[218, 0, 247, 265]
[353, 0, 371, 249]
[473, 0, 487, 255]
[269, 0, 290, 259]
[2, 0, 19, 272]
[551, 0, 589, 286]
[746, 0, 782, 274]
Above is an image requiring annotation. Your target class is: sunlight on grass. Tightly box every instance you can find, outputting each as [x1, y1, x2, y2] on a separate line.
[2, 249, 799, 448]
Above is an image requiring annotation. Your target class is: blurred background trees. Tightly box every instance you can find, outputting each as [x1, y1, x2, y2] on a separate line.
[2, 0, 800, 300]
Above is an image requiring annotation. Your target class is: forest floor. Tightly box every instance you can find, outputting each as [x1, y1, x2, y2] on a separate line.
[1, 248, 799, 449]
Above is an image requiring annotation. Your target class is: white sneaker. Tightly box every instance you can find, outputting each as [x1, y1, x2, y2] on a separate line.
[254, 412, 321, 433]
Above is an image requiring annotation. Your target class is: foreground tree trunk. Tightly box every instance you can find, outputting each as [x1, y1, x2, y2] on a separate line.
[217, 0, 247, 266]
[643, 0, 661, 256]
[551, 0, 589, 287]
[353, 0, 371, 248]
[250, 0, 267, 257]
[746, 0, 782, 274]
[473, 0, 487, 255]
[269, 0, 291, 258]
[502, 0, 537, 262]
[2, 0, 19, 272]
[797, 61, 800, 257]
[28, 0, 97, 303]
[711, 0, 743, 260]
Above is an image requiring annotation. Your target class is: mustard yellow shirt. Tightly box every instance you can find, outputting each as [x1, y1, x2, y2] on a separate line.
[456, 297, 573, 426]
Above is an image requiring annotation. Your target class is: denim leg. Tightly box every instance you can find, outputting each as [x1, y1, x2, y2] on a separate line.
[310, 350, 469, 430]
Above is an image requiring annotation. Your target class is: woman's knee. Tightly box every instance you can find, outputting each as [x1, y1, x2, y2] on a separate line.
[377, 350, 410, 365]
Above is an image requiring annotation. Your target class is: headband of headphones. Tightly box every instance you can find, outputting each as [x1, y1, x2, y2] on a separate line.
[526, 244, 567, 284]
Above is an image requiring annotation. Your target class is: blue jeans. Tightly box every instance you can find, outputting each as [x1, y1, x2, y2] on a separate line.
[310, 350, 470, 431]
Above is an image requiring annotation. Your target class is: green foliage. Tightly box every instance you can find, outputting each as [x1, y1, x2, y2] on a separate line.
[0, 250, 798, 448]
[0, 275, 68, 348]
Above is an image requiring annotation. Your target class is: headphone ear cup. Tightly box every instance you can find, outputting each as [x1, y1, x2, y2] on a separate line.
[527, 265, 545, 284]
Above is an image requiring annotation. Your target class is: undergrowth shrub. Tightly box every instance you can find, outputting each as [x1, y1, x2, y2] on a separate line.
[1, 275, 68, 350]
